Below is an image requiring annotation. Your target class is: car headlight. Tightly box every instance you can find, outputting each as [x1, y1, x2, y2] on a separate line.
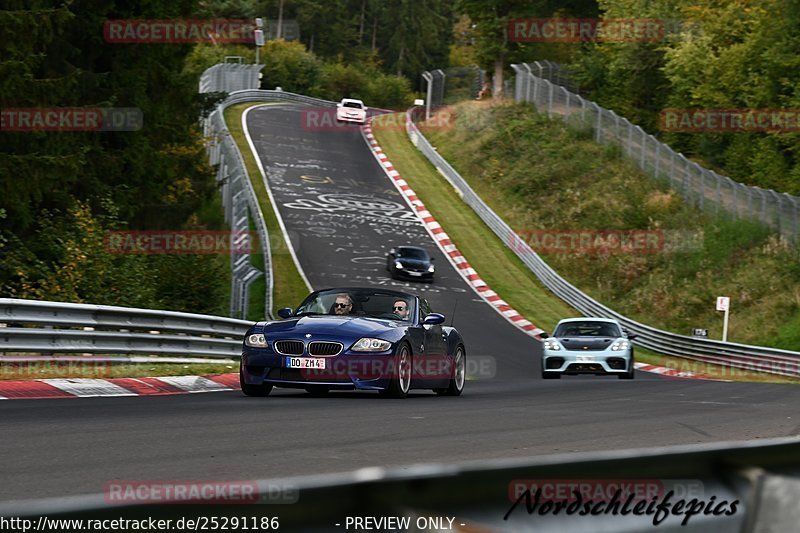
[611, 340, 630, 351]
[245, 333, 267, 347]
[428, 264, 435, 272]
[351, 338, 392, 352]
[543, 339, 561, 351]
[394, 261, 404, 269]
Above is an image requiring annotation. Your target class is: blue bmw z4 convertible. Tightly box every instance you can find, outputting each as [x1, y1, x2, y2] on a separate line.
[240, 287, 466, 398]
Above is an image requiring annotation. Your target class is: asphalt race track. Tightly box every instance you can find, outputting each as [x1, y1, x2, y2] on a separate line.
[2, 105, 800, 504]
[242, 103, 539, 379]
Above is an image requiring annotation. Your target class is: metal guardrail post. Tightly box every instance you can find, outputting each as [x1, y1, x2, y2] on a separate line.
[422, 71, 433, 121]
[434, 69, 446, 106]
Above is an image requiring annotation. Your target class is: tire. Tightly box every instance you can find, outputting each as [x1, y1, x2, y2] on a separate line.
[382, 343, 412, 398]
[619, 353, 635, 380]
[304, 385, 330, 396]
[240, 366, 273, 397]
[435, 345, 465, 396]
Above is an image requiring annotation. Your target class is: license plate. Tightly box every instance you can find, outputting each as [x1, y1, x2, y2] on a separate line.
[576, 355, 595, 362]
[408, 271, 422, 276]
[286, 357, 326, 369]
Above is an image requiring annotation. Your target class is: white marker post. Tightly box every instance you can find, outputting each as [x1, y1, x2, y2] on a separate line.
[716, 296, 730, 342]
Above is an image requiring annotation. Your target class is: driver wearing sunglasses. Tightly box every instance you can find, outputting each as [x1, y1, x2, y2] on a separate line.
[332, 293, 354, 315]
[391, 299, 410, 319]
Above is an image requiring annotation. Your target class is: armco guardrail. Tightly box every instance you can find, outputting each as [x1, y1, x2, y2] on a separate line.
[199, 61, 263, 94]
[202, 82, 339, 318]
[405, 109, 800, 378]
[3, 436, 799, 532]
[0, 299, 251, 358]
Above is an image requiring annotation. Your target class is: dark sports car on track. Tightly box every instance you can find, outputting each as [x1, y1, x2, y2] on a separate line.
[386, 245, 435, 282]
[240, 287, 465, 398]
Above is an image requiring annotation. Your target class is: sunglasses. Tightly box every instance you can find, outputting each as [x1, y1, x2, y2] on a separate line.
[393, 306, 407, 311]
[335, 302, 351, 308]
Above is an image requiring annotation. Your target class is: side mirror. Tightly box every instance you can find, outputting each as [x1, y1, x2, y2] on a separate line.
[539, 332, 549, 339]
[363, 106, 369, 111]
[423, 313, 445, 326]
[628, 334, 638, 340]
[277, 307, 294, 319]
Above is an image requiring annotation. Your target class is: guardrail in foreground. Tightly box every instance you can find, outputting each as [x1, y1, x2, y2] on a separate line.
[405, 109, 800, 378]
[0, 299, 251, 358]
[2, 436, 798, 532]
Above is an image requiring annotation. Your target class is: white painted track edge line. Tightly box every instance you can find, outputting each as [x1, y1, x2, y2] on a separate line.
[242, 104, 314, 293]
[359, 123, 544, 342]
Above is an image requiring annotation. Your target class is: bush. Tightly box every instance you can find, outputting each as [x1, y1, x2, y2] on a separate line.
[310, 61, 413, 109]
[258, 39, 321, 94]
[183, 44, 255, 81]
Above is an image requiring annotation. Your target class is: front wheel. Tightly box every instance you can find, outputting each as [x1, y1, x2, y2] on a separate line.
[435, 346, 465, 396]
[240, 366, 273, 397]
[382, 344, 412, 398]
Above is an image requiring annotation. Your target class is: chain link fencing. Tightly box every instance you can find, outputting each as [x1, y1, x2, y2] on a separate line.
[512, 62, 800, 244]
[421, 66, 486, 119]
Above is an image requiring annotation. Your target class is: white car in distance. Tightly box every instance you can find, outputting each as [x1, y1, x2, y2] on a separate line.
[336, 98, 368, 124]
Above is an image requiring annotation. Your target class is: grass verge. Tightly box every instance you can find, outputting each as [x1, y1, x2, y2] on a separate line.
[224, 103, 310, 316]
[373, 107, 799, 385]
[371, 114, 575, 332]
[421, 101, 800, 350]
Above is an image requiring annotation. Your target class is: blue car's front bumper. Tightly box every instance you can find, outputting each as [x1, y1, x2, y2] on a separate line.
[241, 345, 395, 390]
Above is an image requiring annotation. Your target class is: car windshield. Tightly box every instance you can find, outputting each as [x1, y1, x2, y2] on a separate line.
[554, 321, 621, 338]
[294, 288, 415, 322]
[397, 248, 428, 260]
[343, 101, 363, 109]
